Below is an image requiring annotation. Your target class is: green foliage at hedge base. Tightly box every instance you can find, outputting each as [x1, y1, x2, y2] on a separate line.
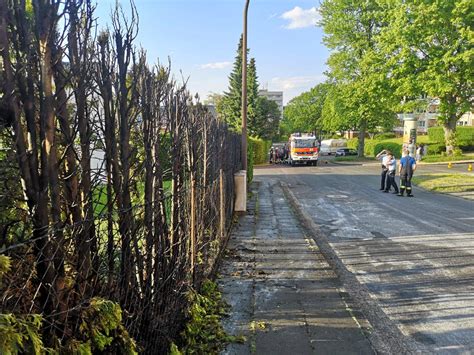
[76, 298, 137, 354]
[0, 314, 47, 355]
[0, 295, 137, 355]
[175, 279, 245, 354]
[427, 143, 445, 155]
[0, 255, 11, 281]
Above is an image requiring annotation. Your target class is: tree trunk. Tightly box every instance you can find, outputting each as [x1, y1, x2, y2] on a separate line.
[443, 114, 458, 155]
[0, 4, 56, 320]
[37, 4, 68, 328]
[97, 35, 120, 287]
[68, 3, 94, 294]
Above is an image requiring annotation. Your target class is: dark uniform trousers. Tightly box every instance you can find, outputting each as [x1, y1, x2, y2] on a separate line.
[399, 156, 414, 196]
[399, 174, 413, 196]
[380, 167, 388, 190]
[385, 171, 399, 193]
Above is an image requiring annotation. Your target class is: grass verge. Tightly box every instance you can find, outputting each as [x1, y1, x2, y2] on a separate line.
[412, 173, 474, 193]
[420, 154, 474, 163]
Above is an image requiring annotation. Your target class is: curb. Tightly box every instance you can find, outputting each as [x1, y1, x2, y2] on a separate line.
[417, 160, 474, 166]
[280, 181, 425, 354]
[330, 160, 364, 166]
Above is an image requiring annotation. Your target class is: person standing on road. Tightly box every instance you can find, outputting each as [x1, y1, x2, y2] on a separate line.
[416, 145, 422, 162]
[384, 153, 399, 194]
[398, 150, 417, 197]
[376, 149, 390, 191]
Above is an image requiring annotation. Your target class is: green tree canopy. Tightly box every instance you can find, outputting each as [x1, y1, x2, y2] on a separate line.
[218, 35, 259, 133]
[281, 83, 332, 136]
[255, 96, 281, 140]
[217, 36, 279, 139]
[378, 0, 473, 154]
[320, 0, 397, 156]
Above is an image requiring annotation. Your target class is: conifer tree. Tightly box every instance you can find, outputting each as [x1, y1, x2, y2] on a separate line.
[219, 36, 260, 133]
[247, 57, 260, 136]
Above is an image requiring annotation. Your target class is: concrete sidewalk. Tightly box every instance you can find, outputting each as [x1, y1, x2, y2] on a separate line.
[218, 179, 374, 354]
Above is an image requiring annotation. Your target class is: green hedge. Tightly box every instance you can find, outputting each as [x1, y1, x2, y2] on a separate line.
[249, 137, 272, 165]
[428, 126, 474, 148]
[374, 142, 402, 158]
[347, 138, 379, 156]
[428, 127, 443, 143]
[427, 143, 445, 155]
[347, 138, 358, 150]
[374, 132, 396, 140]
[346, 138, 402, 157]
[247, 137, 271, 183]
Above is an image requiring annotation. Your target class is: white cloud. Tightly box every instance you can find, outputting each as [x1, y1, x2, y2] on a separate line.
[280, 6, 320, 29]
[200, 61, 232, 70]
[270, 75, 324, 90]
[267, 75, 326, 104]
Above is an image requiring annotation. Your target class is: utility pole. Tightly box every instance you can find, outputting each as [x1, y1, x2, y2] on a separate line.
[241, 0, 250, 171]
[234, 0, 250, 214]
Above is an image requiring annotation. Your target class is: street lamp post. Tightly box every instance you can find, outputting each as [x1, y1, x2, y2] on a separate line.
[241, 0, 250, 171]
[234, 0, 250, 213]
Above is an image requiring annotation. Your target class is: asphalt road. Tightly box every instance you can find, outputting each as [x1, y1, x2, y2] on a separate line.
[255, 161, 474, 354]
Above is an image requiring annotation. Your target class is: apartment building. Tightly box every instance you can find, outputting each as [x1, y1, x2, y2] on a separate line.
[258, 89, 283, 118]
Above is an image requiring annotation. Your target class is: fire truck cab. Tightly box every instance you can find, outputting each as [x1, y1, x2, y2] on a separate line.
[288, 133, 319, 166]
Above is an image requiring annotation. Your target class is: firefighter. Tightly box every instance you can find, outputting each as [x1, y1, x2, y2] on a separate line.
[376, 149, 391, 191]
[384, 152, 399, 194]
[398, 149, 417, 197]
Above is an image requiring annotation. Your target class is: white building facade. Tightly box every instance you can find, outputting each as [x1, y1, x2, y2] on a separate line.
[258, 89, 283, 118]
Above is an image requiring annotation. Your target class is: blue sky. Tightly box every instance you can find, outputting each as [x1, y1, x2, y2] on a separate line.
[94, 0, 328, 104]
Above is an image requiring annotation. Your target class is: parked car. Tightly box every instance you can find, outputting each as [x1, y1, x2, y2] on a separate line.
[335, 148, 358, 157]
[320, 139, 347, 155]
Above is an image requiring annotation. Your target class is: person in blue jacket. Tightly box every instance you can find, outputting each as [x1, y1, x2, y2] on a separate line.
[398, 149, 417, 197]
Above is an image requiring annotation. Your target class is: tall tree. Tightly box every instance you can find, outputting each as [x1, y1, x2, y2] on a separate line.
[320, 0, 397, 156]
[320, 83, 356, 134]
[255, 96, 281, 140]
[218, 36, 259, 135]
[281, 83, 332, 135]
[378, 0, 473, 154]
[247, 57, 260, 136]
[219, 36, 245, 129]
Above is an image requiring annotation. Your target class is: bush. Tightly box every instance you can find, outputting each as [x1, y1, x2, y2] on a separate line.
[428, 126, 474, 149]
[347, 138, 358, 150]
[374, 132, 396, 140]
[247, 137, 271, 183]
[364, 140, 377, 156]
[428, 127, 444, 144]
[458, 127, 474, 151]
[346, 137, 404, 157]
[247, 140, 254, 184]
[249, 137, 271, 165]
[427, 143, 445, 155]
[374, 142, 402, 158]
[176, 280, 243, 354]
